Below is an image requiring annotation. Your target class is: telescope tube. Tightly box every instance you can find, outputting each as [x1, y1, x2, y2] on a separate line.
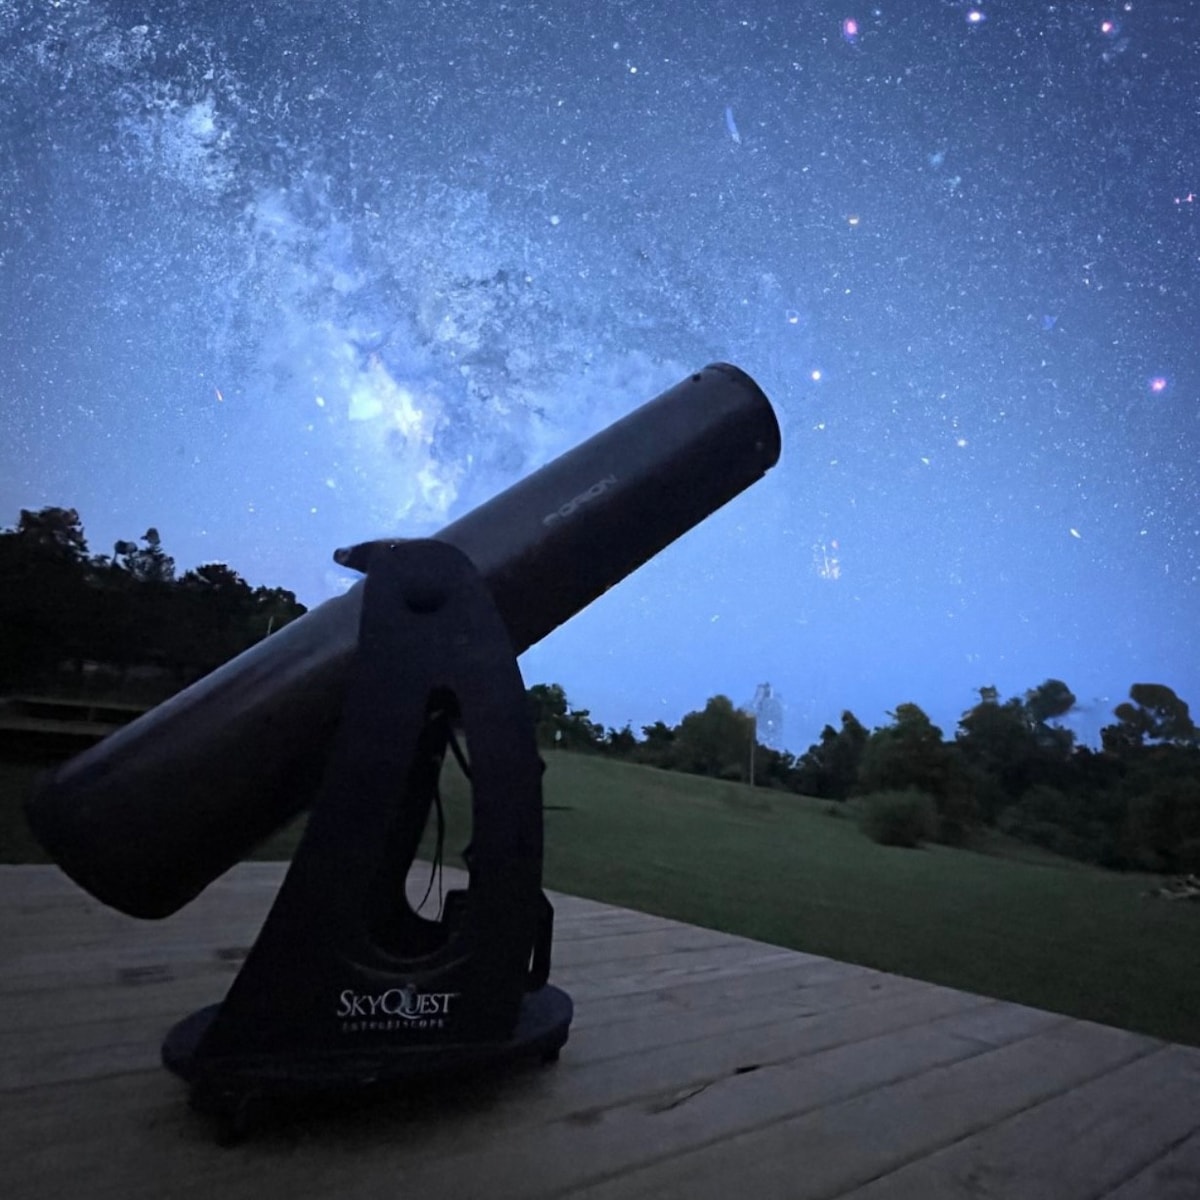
[25, 363, 780, 918]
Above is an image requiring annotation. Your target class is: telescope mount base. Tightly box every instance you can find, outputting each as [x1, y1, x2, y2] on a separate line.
[157, 538, 573, 1140]
[163, 984, 572, 1141]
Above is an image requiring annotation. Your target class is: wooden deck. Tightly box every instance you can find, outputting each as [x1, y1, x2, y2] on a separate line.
[3, 862, 1199, 1199]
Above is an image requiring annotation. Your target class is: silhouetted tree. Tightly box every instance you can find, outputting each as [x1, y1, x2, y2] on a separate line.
[0, 507, 93, 684]
[752, 745, 800, 790]
[560, 706, 605, 752]
[1123, 771, 1200, 873]
[957, 691, 1043, 815]
[174, 563, 252, 674]
[1102, 683, 1197, 752]
[956, 681, 1078, 820]
[604, 724, 638, 757]
[249, 584, 306, 641]
[635, 720, 676, 769]
[0, 505, 307, 693]
[1024, 678, 1077, 726]
[527, 683, 569, 748]
[672, 695, 755, 781]
[13, 506, 89, 559]
[795, 710, 868, 799]
[524, 683, 605, 752]
[859, 703, 977, 844]
[119, 527, 176, 584]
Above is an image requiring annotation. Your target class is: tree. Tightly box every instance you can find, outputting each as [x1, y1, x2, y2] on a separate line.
[957, 691, 1043, 804]
[1024, 678, 1077, 760]
[0, 507, 92, 684]
[13, 506, 89, 560]
[794, 723, 839, 796]
[559, 706, 605, 752]
[1102, 683, 1197, 751]
[604, 724, 638, 757]
[527, 683, 569, 748]
[859, 704, 945, 792]
[0, 503, 308, 695]
[171, 563, 251, 674]
[118, 527, 176, 584]
[1123, 771, 1200, 873]
[635, 720, 676, 769]
[859, 703, 976, 843]
[956, 681, 1077, 820]
[859, 789, 937, 849]
[752, 745, 799, 790]
[248, 584, 306, 640]
[672, 695, 755, 781]
[524, 683, 604, 751]
[794, 710, 868, 799]
[179, 561, 251, 592]
[1024, 678, 1076, 726]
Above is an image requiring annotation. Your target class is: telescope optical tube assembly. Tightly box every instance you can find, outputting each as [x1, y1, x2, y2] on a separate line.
[25, 363, 781, 918]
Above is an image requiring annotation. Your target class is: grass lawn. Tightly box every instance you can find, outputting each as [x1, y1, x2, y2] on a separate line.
[4, 751, 1198, 1048]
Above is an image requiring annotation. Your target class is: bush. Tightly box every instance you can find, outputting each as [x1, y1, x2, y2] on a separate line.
[933, 787, 978, 846]
[859, 788, 936, 848]
[998, 787, 1069, 851]
[997, 785, 1124, 866]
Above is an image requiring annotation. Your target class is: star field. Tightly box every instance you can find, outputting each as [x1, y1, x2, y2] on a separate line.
[0, 0, 1196, 748]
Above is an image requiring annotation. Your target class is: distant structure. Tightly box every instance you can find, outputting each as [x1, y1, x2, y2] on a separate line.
[749, 682, 784, 749]
[744, 682, 784, 786]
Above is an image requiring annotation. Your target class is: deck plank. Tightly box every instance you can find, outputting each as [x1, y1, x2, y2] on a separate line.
[839, 1044, 1200, 1199]
[570, 1021, 1159, 1200]
[4, 863, 1199, 1200]
[1100, 1127, 1200, 1200]
[3, 998, 1060, 1200]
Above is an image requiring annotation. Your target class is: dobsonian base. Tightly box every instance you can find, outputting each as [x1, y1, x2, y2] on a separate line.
[163, 986, 572, 1141]
[160, 538, 573, 1140]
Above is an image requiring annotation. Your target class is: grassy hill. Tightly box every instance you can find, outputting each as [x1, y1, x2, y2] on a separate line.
[4, 750, 1198, 1047]
[433, 753, 1200, 1047]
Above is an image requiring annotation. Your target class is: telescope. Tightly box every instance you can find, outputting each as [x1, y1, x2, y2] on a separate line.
[25, 362, 781, 1136]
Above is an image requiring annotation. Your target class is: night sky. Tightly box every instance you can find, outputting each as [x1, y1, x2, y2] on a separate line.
[2, 0, 1197, 751]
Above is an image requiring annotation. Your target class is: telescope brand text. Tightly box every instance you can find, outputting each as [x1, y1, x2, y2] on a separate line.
[336, 986, 459, 1021]
[542, 474, 618, 528]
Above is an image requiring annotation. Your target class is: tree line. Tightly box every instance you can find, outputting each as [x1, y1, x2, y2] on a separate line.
[533, 676, 1200, 875]
[0, 506, 307, 693]
[5, 504, 1197, 875]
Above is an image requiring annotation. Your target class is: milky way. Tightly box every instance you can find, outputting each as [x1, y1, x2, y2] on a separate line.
[1, 1, 1197, 749]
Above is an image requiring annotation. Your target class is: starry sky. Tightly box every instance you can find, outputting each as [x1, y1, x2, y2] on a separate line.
[1, 0, 1197, 752]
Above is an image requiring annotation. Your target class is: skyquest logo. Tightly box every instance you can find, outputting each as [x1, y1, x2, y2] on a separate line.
[336, 986, 458, 1023]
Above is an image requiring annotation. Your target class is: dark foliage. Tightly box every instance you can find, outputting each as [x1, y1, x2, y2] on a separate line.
[8, 505, 1197, 877]
[524, 676, 1198, 873]
[0, 506, 307, 697]
[793, 710, 868, 799]
[858, 789, 937, 848]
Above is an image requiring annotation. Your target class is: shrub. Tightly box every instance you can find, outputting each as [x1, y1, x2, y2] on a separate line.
[933, 787, 978, 846]
[997, 787, 1069, 851]
[859, 788, 936, 848]
[997, 785, 1123, 866]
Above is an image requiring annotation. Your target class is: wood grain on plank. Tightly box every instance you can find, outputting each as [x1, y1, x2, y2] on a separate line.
[840, 1044, 1200, 1200]
[569, 1020, 1159, 1200]
[3, 995, 1058, 1200]
[1100, 1126, 1200, 1200]
[4, 864, 1198, 1200]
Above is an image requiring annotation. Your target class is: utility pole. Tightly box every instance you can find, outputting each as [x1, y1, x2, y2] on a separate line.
[749, 712, 756, 788]
[745, 682, 781, 789]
